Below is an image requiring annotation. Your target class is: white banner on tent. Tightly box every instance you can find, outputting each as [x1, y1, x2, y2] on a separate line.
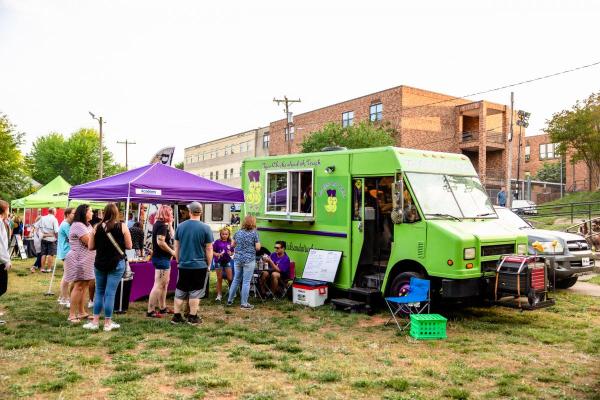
[135, 188, 162, 196]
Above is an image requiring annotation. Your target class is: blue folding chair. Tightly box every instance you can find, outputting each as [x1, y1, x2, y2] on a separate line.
[385, 277, 431, 331]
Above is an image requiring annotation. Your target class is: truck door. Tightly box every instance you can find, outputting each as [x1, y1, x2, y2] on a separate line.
[351, 178, 365, 281]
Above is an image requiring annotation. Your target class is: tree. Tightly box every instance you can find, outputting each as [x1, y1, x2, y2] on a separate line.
[300, 121, 397, 153]
[546, 92, 600, 190]
[28, 128, 125, 185]
[0, 113, 31, 201]
[174, 161, 184, 170]
[534, 162, 562, 183]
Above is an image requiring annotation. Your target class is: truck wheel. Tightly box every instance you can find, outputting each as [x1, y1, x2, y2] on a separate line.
[554, 276, 579, 289]
[388, 271, 424, 297]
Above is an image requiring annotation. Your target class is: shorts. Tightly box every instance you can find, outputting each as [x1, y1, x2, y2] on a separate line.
[152, 256, 171, 270]
[210, 259, 232, 271]
[41, 240, 57, 256]
[175, 268, 209, 300]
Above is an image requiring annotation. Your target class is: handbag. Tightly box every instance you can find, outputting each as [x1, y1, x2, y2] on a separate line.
[102, 223, 133, 280]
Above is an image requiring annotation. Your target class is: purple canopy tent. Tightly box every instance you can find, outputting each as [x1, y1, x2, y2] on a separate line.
[68, 163, 244, 215]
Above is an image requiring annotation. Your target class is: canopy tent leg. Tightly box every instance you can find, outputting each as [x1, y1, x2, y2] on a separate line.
[125, 197, 131, 224]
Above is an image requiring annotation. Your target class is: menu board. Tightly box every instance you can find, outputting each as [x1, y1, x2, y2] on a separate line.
[302, 249, 343, 282]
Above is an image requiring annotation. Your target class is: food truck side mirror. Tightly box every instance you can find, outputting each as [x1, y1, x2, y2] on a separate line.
[392, 179, 404, 224]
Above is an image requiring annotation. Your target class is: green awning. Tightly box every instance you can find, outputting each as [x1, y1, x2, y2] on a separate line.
[11, 176, 103, 209]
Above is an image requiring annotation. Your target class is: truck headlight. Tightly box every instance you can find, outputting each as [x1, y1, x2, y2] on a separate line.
[517, 244, 527, 255]
[535, 241, 565, 254]
[463, 247, 476, 260]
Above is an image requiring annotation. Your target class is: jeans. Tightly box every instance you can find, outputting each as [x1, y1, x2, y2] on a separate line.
[227, 261, 254, 305]
[93, 259, 125, 318]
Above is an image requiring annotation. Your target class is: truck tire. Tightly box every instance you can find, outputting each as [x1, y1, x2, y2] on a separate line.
[554, 276, 578, 289]
[388, 271, 424, 297]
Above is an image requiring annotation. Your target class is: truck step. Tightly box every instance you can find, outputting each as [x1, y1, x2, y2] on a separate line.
[331, 298, 373, 315]
[362, 273, 385, 289]
[348, 287, 380, 295]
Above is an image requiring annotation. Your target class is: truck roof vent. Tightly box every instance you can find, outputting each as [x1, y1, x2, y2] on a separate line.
[321, 146, 347, 152]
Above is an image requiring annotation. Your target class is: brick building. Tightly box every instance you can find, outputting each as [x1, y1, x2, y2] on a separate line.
[269, 85, 514, 190]
[512, 132, 592, 193]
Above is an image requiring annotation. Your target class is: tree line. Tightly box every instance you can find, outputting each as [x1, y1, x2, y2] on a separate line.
[0, 113, 124, 201]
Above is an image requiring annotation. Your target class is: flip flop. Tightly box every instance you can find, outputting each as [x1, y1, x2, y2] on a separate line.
[68, 317, 81, 324]
[77, 314, 93, 320]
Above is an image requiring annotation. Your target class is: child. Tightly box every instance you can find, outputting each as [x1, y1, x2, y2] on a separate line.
[212, 227, 233, 301]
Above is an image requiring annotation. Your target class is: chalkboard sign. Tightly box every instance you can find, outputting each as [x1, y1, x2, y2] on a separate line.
[302, 249, 343, 282]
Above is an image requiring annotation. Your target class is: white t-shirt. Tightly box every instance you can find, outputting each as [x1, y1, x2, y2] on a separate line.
[39, 214, 59, 242]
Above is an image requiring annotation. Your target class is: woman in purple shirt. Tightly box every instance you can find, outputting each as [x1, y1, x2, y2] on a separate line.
[212, 227, 233, 302]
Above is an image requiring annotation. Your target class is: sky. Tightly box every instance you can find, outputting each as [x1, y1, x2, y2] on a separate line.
[0, 0, 599, 169]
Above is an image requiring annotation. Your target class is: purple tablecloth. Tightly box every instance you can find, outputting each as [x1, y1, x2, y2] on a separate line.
[129, 260, 178, 302]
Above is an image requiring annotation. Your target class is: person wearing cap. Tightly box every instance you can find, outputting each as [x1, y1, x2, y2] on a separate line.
[171, 202, 213, 325]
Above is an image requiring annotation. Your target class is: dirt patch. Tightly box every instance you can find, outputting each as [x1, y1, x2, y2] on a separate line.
[357, 315, 388, 327]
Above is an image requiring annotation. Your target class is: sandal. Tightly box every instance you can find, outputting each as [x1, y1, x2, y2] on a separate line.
[77, 314, 93, 320]
[68, 317, 81, 324]
[30, 267, 37, 273]
[146, 311, 163, 318]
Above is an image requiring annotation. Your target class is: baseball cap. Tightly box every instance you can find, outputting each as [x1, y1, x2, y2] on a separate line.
[187, 201, 202, 214]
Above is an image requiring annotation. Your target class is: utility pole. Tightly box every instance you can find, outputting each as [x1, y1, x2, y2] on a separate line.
[515, 109, 531, 200]
[89, 112, 106, 178]
[273, 96, 301, 154]
[506, 92, 514, 208]
[117, 139, 137, 170]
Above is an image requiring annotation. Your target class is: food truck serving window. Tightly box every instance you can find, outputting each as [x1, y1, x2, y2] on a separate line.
[266, 170, 313, 215]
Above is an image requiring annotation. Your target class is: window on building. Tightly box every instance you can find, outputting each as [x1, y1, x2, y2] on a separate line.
[230, 168, 234, 177]
[212, 203, 224, 221]
[224, 146, 229, 156]
[210, 172, 213, 180]
[284, 126, 295, 142]
[539, 143, 559, 160]
[525, 145, 531, 162]
[215, 171, 219, 180]
[266, 170, 313, 214]
[342, 111, 354, 127]
[370, 103, 383, 122]
[263, 133, 270, 148]
[224, 169, 228, 179]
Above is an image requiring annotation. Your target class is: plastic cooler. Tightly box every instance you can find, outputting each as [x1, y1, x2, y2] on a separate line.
[292, 278, 328, 307]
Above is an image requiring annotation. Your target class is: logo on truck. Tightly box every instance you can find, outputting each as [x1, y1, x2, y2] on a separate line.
[325, 189, 338, 213]
[246, 171, 262, 212]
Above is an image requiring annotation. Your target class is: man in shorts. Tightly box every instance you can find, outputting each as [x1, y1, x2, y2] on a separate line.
[39, 208, 59, 273]
[171, 202, 213, 325]
[260, 240, 291, 296]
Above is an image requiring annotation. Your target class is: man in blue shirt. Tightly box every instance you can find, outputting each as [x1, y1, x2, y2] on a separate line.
[57, 208, 74, 307]
[497, 186, 507, 207]
[171, 202, 213, 326]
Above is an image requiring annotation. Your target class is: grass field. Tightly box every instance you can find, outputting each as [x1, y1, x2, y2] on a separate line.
[1, 259, 599, 400]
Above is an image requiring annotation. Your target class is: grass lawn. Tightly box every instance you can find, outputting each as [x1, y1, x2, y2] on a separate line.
[1, 259, 600, 400]
[588, 275, 600, 285]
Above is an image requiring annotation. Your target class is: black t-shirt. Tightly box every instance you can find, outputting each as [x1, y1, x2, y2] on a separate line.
[152, 220, 173, 259]
[94, 222, 126, 271]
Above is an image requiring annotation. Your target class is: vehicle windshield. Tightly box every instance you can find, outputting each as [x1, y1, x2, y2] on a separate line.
[495, 207, 531, 229]
[406, 172, 496, 219]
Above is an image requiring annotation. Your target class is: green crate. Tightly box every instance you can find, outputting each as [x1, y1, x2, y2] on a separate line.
[409, 314, 447, 340]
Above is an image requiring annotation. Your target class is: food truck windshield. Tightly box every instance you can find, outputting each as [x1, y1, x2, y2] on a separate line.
[406, 172, 496, 220]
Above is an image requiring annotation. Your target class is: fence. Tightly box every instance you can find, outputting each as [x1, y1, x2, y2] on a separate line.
[518, 201, 600, 224]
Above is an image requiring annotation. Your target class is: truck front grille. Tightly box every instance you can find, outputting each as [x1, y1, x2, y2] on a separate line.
[567, 240, 589, 251]
[481, 244, 515, 257]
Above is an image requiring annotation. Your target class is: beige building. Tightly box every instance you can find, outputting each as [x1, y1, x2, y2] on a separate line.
[184, 127, 270, 229]
[184, 127, 270, 188]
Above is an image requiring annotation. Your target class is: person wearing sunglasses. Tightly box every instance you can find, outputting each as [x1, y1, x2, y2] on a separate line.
[260, 241, 290, 297]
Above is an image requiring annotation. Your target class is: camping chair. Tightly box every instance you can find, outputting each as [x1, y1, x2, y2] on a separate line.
[384, 277, 430, 331]
[275, 261, 296, 300]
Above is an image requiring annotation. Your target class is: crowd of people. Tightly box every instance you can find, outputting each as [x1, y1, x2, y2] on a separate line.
[0, 200, 293, 328]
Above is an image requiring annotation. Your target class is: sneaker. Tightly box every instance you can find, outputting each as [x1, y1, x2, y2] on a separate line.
[226, 301, 233, 306]
[146, 311, 162, 318]
[0, 320, 6, 325]
[170, 313, 185, 325]
[82, 322, 99, 330]
[104, 322, 120, 332]
[88, 301, 94, 308]
[159, 308, 174, 315]
[215, 294, 222, 302]
[187, 314, 202, 325]
[240, 304, 254, 310]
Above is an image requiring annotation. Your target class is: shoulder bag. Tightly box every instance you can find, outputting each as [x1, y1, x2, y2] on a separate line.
[101, 223, 133, 280]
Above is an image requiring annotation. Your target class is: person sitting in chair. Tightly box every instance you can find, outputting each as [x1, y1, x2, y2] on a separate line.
[259, 241, 290, 297]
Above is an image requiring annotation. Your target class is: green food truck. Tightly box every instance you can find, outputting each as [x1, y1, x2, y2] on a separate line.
[241, 146, 528, 303]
